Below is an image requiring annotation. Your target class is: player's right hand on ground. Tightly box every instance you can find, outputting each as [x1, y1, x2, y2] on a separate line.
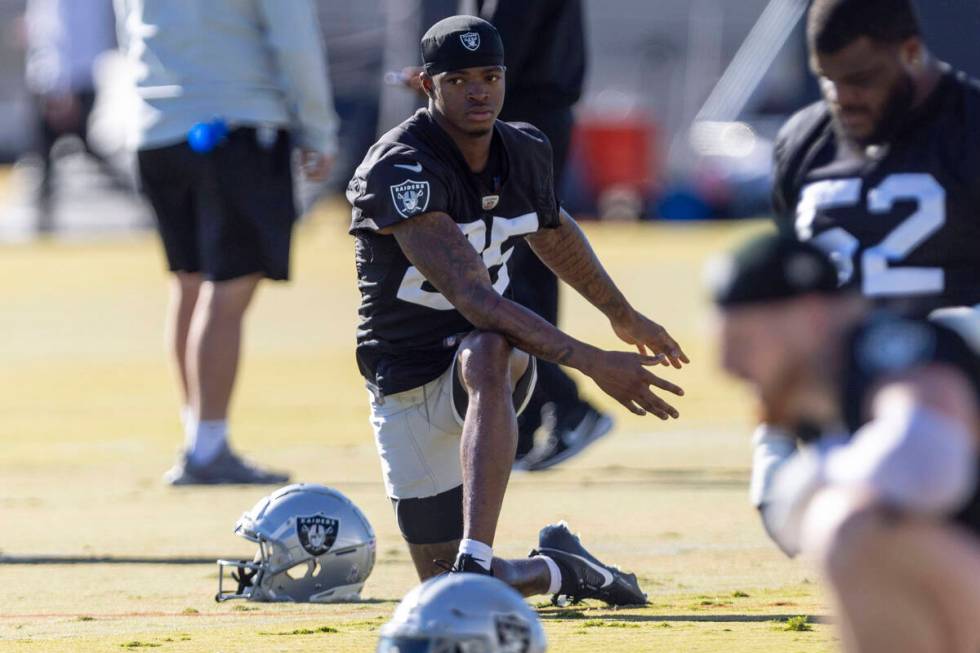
[584, 350, 684, 419]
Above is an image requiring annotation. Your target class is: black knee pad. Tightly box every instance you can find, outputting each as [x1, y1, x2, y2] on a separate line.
[391, 485, 464, 544]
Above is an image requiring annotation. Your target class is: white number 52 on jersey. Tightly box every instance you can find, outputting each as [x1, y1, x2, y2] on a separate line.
[795, 173, 946, 296]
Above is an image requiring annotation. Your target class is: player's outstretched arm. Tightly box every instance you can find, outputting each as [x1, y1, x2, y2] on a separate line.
[526, 209, 689, 368]
[388, 211, 684, 418]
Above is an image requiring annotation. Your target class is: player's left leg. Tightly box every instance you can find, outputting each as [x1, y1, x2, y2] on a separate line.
[377, 349, 643, 602]
[811, 488, 980, 653]
[455, 330, 527, 550]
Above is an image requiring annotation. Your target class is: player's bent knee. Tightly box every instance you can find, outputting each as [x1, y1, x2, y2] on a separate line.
[392, 485, 464, 544]
[458, 331, 512, 387]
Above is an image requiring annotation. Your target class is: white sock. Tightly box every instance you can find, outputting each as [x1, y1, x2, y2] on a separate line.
[458, 538, 493, 571]
[538, 555, 562, 594]
[182, 407, 198, 451]
[187, 419, 227, 466]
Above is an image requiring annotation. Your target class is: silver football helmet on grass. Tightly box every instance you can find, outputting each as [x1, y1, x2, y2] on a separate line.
[377, 574, 547, 653]
[216, 483, 375, 603]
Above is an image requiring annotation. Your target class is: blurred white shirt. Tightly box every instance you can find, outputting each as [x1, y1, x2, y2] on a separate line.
[25, 0, 116, 95]
[113, 0, 339, 154]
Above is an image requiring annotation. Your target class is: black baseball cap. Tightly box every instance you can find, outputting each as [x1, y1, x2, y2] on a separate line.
[421, 15, 505, 75]
[710, 233, 841, 307]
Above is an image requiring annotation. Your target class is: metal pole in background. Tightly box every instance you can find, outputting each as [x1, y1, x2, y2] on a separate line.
[694, 0, 808, 123]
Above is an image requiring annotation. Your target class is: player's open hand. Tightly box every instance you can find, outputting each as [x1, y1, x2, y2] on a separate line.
[612, 311, 689, 369]
[585, 350, 684, 419]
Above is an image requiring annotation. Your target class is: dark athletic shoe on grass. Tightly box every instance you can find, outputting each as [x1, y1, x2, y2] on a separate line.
[514, 407, 613, 472]
[531, 521, 647, 606]
[163, 444, 289, 486]
[449, 553, 494, 576]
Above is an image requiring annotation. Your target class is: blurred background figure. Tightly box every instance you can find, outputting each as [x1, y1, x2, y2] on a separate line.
[471, 0, 612, 472]
[114, 0, 339, 485]
[314, 0, 384, 199]
[23, 0, 129, 234]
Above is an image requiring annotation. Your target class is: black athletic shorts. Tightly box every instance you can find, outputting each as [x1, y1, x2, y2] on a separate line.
[137, 127, 295, 282]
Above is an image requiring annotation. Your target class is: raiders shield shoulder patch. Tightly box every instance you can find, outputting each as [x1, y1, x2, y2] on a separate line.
[296, 514, 339, 556]
[390, 180, 431, 218]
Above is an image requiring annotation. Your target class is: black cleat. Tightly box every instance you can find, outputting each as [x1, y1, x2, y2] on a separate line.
[531, 522, 647, 606]
[449, 552, 494, 576]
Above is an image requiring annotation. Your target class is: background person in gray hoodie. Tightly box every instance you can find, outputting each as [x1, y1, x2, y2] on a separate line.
[114, 0, 339, 485]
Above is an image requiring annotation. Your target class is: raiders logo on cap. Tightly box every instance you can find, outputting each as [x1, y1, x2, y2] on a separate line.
[460, 32, 481, 51]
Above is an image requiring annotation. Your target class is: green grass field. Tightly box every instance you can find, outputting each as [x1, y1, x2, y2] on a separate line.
[0, 204, 837, 652]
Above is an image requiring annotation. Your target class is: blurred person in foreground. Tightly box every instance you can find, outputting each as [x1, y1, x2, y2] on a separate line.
[348, 16, 686, 601]
[754, 0, 980, 536]
[24, 0, 123, 234]
[715, 233, 980, 653]
[114, 0, 339, 485]
[377, 573, 547, 652]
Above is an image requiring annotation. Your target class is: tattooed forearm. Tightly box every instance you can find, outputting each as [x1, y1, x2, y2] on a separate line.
[526, 211, 633, 322]
[390, 211, 599, 371]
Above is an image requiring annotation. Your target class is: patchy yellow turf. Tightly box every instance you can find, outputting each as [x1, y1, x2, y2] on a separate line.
[0, 206, 837, 652]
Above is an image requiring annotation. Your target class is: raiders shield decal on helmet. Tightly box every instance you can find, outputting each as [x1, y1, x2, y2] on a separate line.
[390, 180, 431, 218]
[494, 614, 532, 653]
[460, 32, 480, 51]
[296, 514, 339, 556]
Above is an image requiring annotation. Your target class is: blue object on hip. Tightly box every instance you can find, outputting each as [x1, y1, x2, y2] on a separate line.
[187, 118, 229, 153]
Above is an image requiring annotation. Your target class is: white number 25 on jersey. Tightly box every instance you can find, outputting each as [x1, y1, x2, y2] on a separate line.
[396, 212, 540, 310]
[795, 173, 945, 296]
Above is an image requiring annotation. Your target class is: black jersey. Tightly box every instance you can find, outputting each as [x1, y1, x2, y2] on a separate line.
[347, 109, 560, 396]
[840, 312, 980, 534]
[772, 68, 980, 314]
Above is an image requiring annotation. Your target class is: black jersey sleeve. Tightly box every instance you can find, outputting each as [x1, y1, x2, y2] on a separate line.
[771, 102, 830, 238]
[842, 312, 980, 431]
[348, 154, 452, 233]
[771, 124, 796, 237]
[507, 121, 562, 229]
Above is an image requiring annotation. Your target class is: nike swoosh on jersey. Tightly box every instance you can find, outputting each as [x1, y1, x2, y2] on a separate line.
[539, 548, 615, 588]
[394, 162, 423, 173]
